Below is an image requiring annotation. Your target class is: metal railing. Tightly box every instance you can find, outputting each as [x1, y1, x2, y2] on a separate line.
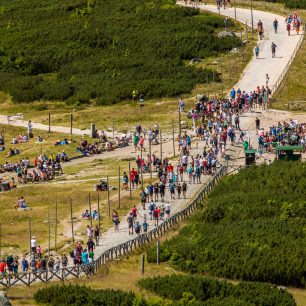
[0, 166, 227, 288]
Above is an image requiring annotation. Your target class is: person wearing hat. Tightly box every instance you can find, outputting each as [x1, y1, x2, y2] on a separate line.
[31, 236, 37, 255]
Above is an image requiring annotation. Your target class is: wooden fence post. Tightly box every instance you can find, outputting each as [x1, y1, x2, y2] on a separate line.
[149, 139, 152, 180]
[129, 162, 132, 199]
[69, 198, 74, 244]
[48, 113, 51, 133]
[97, 193, 101, 231]
[172, 119, 176, 157]
[48, 209, 51, 257]
[107, 175, 110, 218]
[70, 114, 73, 135]
[157, 240, 160, 265]
[118, 166, 121, 208]
[159, 129, 162, 162]
[29, 219, 32, 256]
[89, 194, 92, 228]
[54, 199, 58, 252]
[141, 253, 145, 275]
[0, 224, 2, 256]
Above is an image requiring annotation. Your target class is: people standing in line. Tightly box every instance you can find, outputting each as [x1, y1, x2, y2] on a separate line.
[271, 42, 277, 58]
[254, 45, 259, 59]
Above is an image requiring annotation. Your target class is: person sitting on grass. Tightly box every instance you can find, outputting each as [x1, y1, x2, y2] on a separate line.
[82, 210, 91, 220]
[14, 196, 29, 210]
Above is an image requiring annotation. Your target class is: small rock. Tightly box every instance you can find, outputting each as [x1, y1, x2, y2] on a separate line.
[217, 31, 236, 38]
[0, 291, 12, 306]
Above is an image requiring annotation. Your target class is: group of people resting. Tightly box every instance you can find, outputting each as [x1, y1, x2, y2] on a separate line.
[258, 120, 306, 153]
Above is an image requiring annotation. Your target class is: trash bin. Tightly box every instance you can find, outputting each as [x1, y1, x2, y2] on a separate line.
[244, 149, 257, 165]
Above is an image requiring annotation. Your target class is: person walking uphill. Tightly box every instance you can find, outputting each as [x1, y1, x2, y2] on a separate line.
[271, 42, 277, 58]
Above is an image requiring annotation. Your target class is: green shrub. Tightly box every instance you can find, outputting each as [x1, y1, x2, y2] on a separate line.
[147, 161, 306, 287]
[0, 0, 239, 104]
[138, 275, 296, 306]
[34, 284, 136, 306]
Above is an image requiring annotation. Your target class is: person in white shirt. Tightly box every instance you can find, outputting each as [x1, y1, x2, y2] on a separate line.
[31, 236, 37, 254]
[164, 203, 171, 218]
[87, 225, 93, 239]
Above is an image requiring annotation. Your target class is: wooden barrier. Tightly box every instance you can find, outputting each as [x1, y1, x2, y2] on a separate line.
[0, 166, 226, 288]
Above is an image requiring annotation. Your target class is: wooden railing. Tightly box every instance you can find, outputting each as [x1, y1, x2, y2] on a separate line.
[270, 33, 304, 99]
[0, 166, 227, 288]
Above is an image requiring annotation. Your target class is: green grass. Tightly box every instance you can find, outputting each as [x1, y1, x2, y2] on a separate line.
[0, 123, 87, 167]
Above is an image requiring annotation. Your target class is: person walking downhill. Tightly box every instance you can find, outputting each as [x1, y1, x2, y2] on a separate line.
[273, 18, 278, 34]
[254, 45, 260, 59]
[94, 225, 100, 246]
[271, 42, 277, 58]
[127, 212, 134, 235]
[182, 181, 187, 199]
[286, 22, 291, 36]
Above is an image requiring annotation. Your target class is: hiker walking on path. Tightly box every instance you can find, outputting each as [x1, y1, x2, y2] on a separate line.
[112, 210, 120, 232]
[286, 22, 291, 36]
[254, 45, 260, 59]
[273, 18, 278, 34]
[271, 42, 277, 58]
[94, 225, 100, 246]
[127, 213, 134, 235]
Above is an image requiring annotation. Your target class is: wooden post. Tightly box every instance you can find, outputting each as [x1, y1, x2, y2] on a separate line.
[112, 117, 115, 139]
[48, 209, 51, 257]
[234, 0, 236, 20]
[140, 146, 144, 189]
[228, 50, 231, 79]
[129, 162, 132, 199]
[149, 139, 152, 180]
[107, 175, 110, 218]
[213, 71, 216, 99]
[220, 57, 223, 96]
[178, 103, 182, 136]
[159, 129, 162, 162]
[48, 113, 51, 133]
[29, 219, 32, 256]
[234, 49, 237, 74]
[54, 199, 58, 252]
[172, 119, 176, 157]
[251, 0, 254, 40]
[89, 194, 92, 228]
[206, 75, 209, 99]
[156, 240, 160, 265]
[245, 21, 248, 42]
[0, 224, 2, 256]
[141, 254, 145, 275]
[118, 166, 121, 208]
[97, 193, 101, 231]
[70, 114, 73, 135]
[69, 198, 74, 244]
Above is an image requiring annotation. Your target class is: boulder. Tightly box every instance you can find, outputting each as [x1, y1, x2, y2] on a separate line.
[0, 291, 12, 306]
[16, 207, 31, 212]
[217, 31, 236, 38]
